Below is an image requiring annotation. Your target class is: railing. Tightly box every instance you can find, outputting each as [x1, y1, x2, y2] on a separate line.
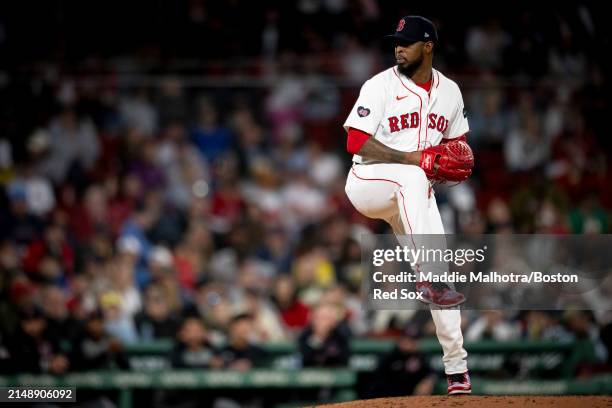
[0, 339, 604, 408]
[126, 338, 592, 377]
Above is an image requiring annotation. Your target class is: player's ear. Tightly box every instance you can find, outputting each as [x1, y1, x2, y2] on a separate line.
[424, 41, 434, 55]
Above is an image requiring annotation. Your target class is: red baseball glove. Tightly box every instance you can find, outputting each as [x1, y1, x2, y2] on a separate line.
[419, 139, 474, 182]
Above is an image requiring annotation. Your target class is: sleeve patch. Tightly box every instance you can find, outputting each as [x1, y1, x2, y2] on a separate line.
[357, 106, 371, 117]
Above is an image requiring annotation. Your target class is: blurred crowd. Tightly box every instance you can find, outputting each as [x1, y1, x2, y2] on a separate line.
[0, 1, 611, 380]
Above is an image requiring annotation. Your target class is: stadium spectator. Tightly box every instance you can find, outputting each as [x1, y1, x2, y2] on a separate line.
[157, 77, 190, 126]
[563, 310, 608, 363]
[108, 258, 142, 318]
[240, 288, 287, 342]
[66, 273, 97, 321]
[38, 107, 100, 184]
[210, 172, 247, 234]
[340, 35, 379, 83]
[69, 311, 129, 407]
[254, 226, 292, 275]
[174, 221, 214, 291]
[368, 327, 435, 397]
[282, 167, 328, 228]
[118, 203, 158, 287]
[272, 275, 311, 332]
[190, 279, 233, 343]
[264, 55, 306, 139]
[135, 284, 180, 340]
[170, 317, 222, 369]
[218, 313, 267, 370]
[6, 308, 69, 374]
[119, 87, 158, 137]
[22, 222, 75, 285]
[293, 245, 336, 301]
[522, 311, 572, 342]
[2, 278, 37, 335]
[298, 302, 350, 367]
[8, 165, 55, 217]
[68, 184, 111, 242]
[70, 311, 129, 370]
[1, 184, 44, 247]
[148, 246, 184, 314]
[504, 111, 550, 171]
[465, 75, 508, 146]
[233, 110, 269, 178]
[99, 291, 138, 344]
[320, 284, 366, 336]
[190, 98, 234, 164]
[156, 120, 210, 211]
[465, 19, 510, 70]
[465, 310, 520, 342]
[40, 284, 80, 347]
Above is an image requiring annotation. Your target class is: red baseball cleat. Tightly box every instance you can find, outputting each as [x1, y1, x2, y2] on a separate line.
[447, 371, 472, 395]
[415, 281, 466, 307]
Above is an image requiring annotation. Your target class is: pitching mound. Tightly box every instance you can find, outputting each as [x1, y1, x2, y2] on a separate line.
[321, 396, 612, 408]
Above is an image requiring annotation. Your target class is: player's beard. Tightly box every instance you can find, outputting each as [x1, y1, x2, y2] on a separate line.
[397, 53, 424, 78]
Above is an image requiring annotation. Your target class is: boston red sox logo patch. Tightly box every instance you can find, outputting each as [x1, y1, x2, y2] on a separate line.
[357, 106, 370, 117]
[396, 19, 405, 32]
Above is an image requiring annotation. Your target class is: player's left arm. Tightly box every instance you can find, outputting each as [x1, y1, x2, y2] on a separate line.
[442, 85, 470, 143]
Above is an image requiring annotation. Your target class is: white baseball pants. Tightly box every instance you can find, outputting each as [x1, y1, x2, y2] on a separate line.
[345, 162, 468, 374]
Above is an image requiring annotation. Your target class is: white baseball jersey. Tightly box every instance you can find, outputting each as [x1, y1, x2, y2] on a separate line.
[344, 66, 469, 163]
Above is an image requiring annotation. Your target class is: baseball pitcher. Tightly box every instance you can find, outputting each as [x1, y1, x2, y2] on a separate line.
[344, 16, 473, 395]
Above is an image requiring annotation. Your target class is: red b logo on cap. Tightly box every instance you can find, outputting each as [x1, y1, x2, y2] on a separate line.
[396, 19, 405, 32]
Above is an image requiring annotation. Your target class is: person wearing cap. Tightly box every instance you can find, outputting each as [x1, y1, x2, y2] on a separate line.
[343, 16, 472, 394]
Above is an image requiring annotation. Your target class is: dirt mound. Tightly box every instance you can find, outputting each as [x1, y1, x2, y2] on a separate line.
[320, 396, 611, 408]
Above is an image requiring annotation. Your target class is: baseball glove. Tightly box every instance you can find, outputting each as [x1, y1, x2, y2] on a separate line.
[419, 139, 474, 182]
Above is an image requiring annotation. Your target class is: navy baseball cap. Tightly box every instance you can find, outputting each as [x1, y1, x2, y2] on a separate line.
[386, 16, 438, 44]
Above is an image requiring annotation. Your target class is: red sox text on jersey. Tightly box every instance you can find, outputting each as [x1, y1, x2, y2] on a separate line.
[388, 112, 449, 134]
